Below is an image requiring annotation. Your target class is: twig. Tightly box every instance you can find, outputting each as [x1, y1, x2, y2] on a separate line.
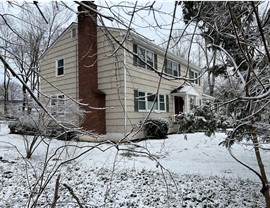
[63, 183, 84, 208]
[51, 174, 61, 208]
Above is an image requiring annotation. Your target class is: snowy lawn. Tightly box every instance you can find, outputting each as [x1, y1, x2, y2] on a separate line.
[0, 122, 269, 207]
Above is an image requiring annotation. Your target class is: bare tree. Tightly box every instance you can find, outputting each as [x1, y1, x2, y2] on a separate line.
[0, 2, 73, 113]
[1, 1, 270, 207]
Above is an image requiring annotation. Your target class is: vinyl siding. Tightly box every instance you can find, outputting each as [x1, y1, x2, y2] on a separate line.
[40, 26, 78, 99]
[40, 24, 204, 134]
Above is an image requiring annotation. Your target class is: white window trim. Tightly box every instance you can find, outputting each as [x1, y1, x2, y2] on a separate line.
[190, 70, 200, 85]
[50, 94, 66, 116]
[56, 58, 65, 77]
[137, 90, 166, 112]
[137, 45, 155, 70]
[71, 27, 77, 38]
[166, 59, 180, 77]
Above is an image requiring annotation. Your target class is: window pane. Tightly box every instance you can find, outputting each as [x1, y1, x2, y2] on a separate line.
[147, 51, 154, 69]
[147, 93, 158, 110]
[139, 101, 146, 110]
[58, 95, 65, 106]
[58, 59, 64, 67]
[159, 95, 165, 111]
[57, 59, 64, 76]
[172, 62, 178, 76]
[139, 91, 145, 100]
[138, 91, 146, 110]
[137, 47, 145, 67]
[166, 60, 172, 74]
[51, 96, 57, 106]
[159, 95, 164, 102]
[160, 103, 165, 111]
[58, 67, 64, 76]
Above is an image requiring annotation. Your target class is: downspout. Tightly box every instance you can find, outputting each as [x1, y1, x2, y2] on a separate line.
[124, 42, 127, 135]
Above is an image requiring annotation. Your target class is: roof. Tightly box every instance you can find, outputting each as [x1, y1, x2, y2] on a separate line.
[171, 85, 201, 96]
[41, 21, 202, 72]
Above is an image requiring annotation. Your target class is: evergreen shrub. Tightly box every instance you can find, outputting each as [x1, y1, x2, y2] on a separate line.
[144, 118, 169, 139]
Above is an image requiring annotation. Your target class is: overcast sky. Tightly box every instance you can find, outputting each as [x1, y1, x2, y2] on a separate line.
[0, 1, 186, 84]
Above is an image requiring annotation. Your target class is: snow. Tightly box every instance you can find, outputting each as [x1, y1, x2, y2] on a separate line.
[0, 122, 269, 207]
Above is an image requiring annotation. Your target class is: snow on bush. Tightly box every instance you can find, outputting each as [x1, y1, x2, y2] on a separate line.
[177, 103, 231, 136]
[144, 118, 169, 139]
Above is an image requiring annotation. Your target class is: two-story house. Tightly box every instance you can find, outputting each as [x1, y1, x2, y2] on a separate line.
[40, 2, 205, 141]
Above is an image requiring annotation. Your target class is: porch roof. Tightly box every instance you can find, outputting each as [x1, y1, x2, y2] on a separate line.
[171, 85, 201, 96]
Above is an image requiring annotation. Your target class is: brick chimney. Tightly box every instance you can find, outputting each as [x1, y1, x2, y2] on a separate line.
[77, 1, 106, 134]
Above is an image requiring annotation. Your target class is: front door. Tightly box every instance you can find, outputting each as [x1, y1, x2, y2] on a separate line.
[174, 96, 184, 114]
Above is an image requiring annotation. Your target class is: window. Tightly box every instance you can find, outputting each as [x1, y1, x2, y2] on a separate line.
[189, 96, 196, 110]
[133, 44, 157, 70]
[147, 93, 158, 110]
[50, 94, 65, 115]
[137, 46, 146, 68]
[135, 90, 167, 112]
[189, 70, 200, 85]
[159, 95, 165, 111]
[138, 91, 146, 110]
[165, 59, 180, 77]
[71, 27, 77, 38]
[56, 59, 64, 76]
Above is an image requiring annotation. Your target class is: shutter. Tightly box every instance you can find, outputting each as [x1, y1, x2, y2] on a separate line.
[133, 44, 138, 66]
[198, 73, 201, 85]
[178, 64, 181, 76]
[166, 95, 169, 112]
[134, 89, 139, 112]
[154, 53, 158, 70]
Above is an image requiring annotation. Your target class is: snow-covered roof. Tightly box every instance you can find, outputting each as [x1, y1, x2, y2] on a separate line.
[171, 85, 201, 96]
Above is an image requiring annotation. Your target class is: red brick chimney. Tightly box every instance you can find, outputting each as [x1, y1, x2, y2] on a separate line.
[77, 1, 106, 134]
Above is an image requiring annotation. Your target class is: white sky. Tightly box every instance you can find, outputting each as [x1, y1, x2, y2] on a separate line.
[0, 1, 185, 84]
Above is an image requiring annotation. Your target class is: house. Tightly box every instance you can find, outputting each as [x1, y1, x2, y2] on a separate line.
[39, 2, 205, 141]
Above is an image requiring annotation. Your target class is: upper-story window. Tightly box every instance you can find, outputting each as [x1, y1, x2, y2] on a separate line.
[71, 27, 77, 38]
[56, 58, 64, 76]
[165, 59, 180, 77]
[133, 44, 157, 70]
[189, 70, 200, 85]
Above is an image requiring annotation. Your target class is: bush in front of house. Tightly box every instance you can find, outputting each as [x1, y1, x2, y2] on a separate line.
[8, 117, 40, 135]
[144, 118, 169, 139]
[8, 115, 79, 140]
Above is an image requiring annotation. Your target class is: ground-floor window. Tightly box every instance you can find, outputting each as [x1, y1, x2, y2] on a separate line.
[134, 90, 168, 112]
[50, 94, 65, 116]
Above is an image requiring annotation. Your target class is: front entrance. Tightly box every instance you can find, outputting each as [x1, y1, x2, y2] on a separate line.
[174, 96, 184, 114]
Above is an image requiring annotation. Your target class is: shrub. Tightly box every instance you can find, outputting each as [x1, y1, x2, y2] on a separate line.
[144, 118, 169, 139]
[8, 116, 78, 140]
[177, 104, 231, 136]
[9, 118, 40, 135]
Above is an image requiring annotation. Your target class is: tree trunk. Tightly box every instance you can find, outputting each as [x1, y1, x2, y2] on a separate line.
[252, 134, 270, 207]
[22, 86, 27, 112]
[3, 53, 9, 115]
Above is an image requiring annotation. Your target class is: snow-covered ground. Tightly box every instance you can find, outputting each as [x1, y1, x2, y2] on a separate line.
[0, 122, 269, 207]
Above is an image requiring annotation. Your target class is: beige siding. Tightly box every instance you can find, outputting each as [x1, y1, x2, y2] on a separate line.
[97, 30, 126, 133]
[40, 26, 78, 99]
[97, 33, 204, 134]
[40, 25, 204, 136]
[40, 25, 79, 125]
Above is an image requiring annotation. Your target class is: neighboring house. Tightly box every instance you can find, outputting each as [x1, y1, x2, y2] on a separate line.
[40, 2, 206, 141]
